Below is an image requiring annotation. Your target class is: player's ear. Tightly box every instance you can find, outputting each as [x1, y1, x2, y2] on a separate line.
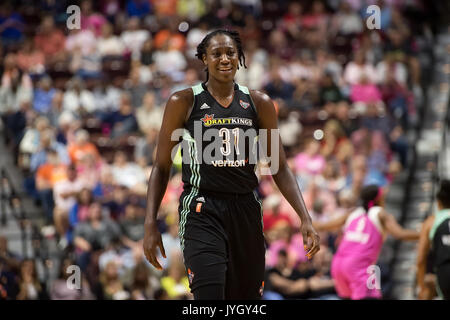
[202, 53, 207, 66]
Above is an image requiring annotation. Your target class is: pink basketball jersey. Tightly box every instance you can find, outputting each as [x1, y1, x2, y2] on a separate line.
[335, 206, 384, 264]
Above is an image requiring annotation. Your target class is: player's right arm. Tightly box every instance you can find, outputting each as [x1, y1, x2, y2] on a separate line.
[143, 88, 193, 270]
[416, 215, 433, 299]
[312, 208, 355, 232]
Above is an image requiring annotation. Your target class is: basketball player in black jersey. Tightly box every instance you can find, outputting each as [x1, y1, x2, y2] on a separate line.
[143, 29, 320, 300]
[417, 180, 450, 300]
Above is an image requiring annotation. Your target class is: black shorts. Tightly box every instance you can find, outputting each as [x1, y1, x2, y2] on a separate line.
[178, 186, 266, 299]
[436, 263, 450, 300]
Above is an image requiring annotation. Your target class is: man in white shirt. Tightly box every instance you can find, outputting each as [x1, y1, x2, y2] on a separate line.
[53, 165, 86, 239]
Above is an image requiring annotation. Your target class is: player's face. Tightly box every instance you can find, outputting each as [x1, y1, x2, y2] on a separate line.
[203, 34, 239, 82]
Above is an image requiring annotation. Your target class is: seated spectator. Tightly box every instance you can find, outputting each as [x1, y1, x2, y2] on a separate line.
[289, 77, 318, 112]
[375, 53, 408, 86]
[307, 247, 337, 300]
[16, 259, 49, 300]
[343, 50, 376, 86]
[136, 91, 163, 133]
[45, 90, 66, 129]
[126, 0, 152, 19]
[35, 150, 68, 224]
[33, 16, 66, 65]
[50, 257, 94, 300]
[77, 153, 103, 190]
[367, 130, 390, 174]
[335, 100, 359, 137]
[80, 0, 107, 37]
[69, 188, 95, 229]
[120, 203, 145, 253]
[264, 249, 309, 300]
[92, 79, 123, 113]
[101, 93, 138, 139]
[97, 260, 130, 300]
[67, 130, 100, 166]
[69, 44, 102, 80]
[184, 21, 209, 60]
[152, 41, 187, 81]
[263, 194, 293, 236]
[63, 77, 96, 114]
[280, 2, 303, 41]
[0, 54, 33, 117]
[120, 17, 150, 58]
[125, 67, 147, 108]
[158, 216, 181, 270]
[30, 128, 70, 173]
[266, 222, 307, 269]
[98, 237, 136, 280]
[294, 138, 326, 178]
[350, 75, 383, 106]
[32, 76, 56, 114]
[53, 165, 87, 239]
[134, 128, 158, 167]
[152, 22, 186, 52]
[19, 116, 50, 159]
[102, 185, 129, 220]
[263, 66, 295, 101]
[128, 261, 156, 300]
[345, 154, 387, 191]
[65, 28, 97, 57]
[15, 38, 45, 76]
[329, 1, 363, 37]
[278, 108, 302, 149]
[379, 73, 414, 130]
[316, 159, 346, 194]
[0, 3, 24, 48]
[73, 201, 121, 270]
[320, 119, 353, 161]
[160, 251, 191, 299]
[91, 168, 116, 200]
[0, 236, 21, 274]
[319, 72, 343, 105]
[97, 23, 125, 58]
[110, 151, 146, 190]
[139, 38, 155, 68]
[0, 236, 21, 299]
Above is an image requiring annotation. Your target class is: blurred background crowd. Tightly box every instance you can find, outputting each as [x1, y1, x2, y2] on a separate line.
[0, 0, 443, 300]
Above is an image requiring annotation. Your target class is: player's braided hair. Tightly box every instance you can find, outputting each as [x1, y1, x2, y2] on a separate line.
[195, 29, 247, 82]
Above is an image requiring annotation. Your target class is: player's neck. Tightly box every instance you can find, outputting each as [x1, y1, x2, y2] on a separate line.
[205, 78, 234, 99]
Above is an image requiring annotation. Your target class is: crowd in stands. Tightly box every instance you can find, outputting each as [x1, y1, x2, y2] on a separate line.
[0, 0, 431, 300]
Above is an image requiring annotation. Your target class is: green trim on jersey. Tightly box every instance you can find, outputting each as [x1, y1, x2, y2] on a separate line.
[253, 190, 264, 233]
[237, 84, 250, 95]
[192, 83, 204, 96]
[179, 187, 199, 251]
[429, 209, 450, 241]
[179, 130, 201, 251]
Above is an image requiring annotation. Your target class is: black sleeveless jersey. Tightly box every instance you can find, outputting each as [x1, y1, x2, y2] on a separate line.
[432, 217, 450, 269]
[181, 82, 259, 194]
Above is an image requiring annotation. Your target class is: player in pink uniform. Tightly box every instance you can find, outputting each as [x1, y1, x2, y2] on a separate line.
[314, 185, 419, 299]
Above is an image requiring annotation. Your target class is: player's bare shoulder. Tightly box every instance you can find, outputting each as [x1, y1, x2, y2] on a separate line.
[164, 87, 195, 124]
[249, 89, 277, 126]
[249, 89, 273, 111]
[168, 87, 194, 109]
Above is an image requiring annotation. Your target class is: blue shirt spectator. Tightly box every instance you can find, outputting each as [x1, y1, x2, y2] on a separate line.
[126, 0, 152, 18]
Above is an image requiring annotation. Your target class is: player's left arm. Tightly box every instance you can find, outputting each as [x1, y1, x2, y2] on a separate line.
[379, 209, 420, 241]
[251, 90, 320, 259]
